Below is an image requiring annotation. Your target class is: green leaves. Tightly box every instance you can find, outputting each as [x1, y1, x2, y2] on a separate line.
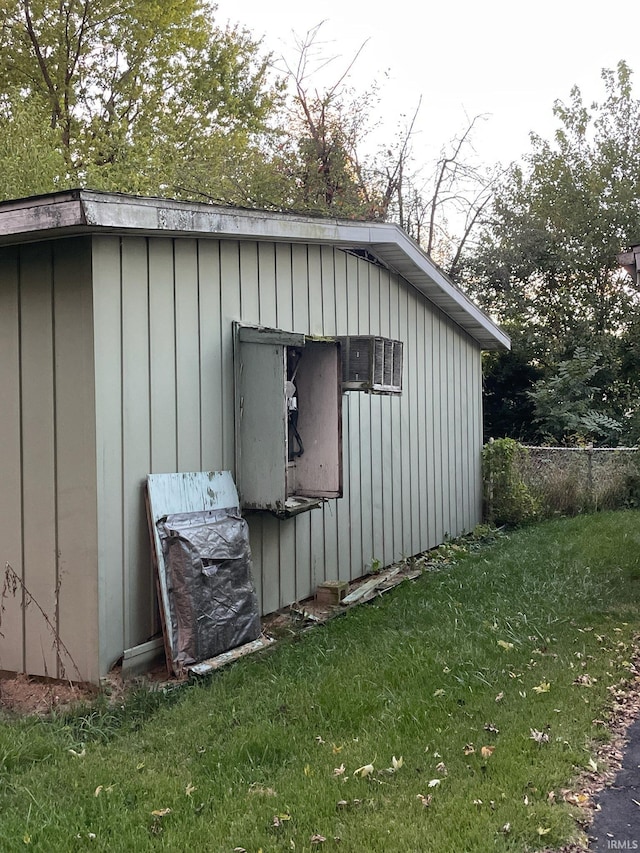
[0, 0, 280, 201]
[469, 61, 640, 446]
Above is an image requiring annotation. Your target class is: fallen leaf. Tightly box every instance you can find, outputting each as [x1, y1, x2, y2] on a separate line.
[523, 794, 529, 806]
[272, 813, 291, 828]
[68, 748, 86, 758]
[392, 755, 404, 771]
[332, 764, 346, 777]
[480, 745, 495, 759]
[354, 763, 374, 778]
[473, 798, 482, 806]
[530, 728, 550, 745]
[233, 848, 247, 852]
[332, 744, 343, 754]
[500, 823, 511, 834]
[435, 761, 447, 775]
[310, 835, 326, 845]
[537, 826, 551, 836]
[498, 640, 514, 651]
[433, 688, 446, 697]
[464, 743, 475, 755]
[548, 791, 556, 803]
[533, 681, 551, 694]
[484, 722, 499, 734]
[136, 762, 145, 770]
[94, 786, 103, 797]
[588, 758, 598, 772]
[428, 778, 441, 787]
[495, 691, 504, 702]
[151, 808, 172, 817]
[315, 736, 326, 745]
[416, 793, 432, 807]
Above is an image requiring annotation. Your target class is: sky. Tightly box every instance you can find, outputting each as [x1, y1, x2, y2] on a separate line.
[213, 0, 637, 170]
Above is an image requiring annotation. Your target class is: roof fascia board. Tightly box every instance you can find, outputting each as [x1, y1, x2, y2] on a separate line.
[0, 193, 85, 239]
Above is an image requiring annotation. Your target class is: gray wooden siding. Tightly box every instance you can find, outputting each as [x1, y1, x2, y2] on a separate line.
[0, 239, 99, 681]
[91, 235, 483, 674]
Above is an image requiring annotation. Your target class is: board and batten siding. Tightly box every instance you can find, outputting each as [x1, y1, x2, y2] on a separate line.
[92, 235, 483, 675]
[0, 238, 99, 681]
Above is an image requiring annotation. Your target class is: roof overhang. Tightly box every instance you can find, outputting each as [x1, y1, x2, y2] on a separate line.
[0, 189, 510, 351]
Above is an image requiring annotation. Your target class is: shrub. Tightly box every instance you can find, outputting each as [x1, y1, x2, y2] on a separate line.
[482, 438, 541, 526]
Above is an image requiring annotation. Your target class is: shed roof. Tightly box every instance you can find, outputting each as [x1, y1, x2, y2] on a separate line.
[0, 189, 509, 351]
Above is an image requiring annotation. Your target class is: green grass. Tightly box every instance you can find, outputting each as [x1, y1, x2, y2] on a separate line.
[3, 512, 640, 852]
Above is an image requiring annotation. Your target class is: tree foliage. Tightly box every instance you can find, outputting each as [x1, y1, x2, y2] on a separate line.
[0, 0, 280, 199]
[467, 61, 640, 445]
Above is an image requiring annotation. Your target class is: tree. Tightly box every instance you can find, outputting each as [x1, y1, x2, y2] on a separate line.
[393, 115, 499, 281]
[274, 24, 496, 277]
[528, 347, 622, 444]
[0, 0, 281, 200]
[466, 61, 640, 444]
[271, 24, 399, 219]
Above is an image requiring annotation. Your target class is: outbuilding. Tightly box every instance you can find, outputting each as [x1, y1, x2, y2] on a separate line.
[0, 190, 509, 682]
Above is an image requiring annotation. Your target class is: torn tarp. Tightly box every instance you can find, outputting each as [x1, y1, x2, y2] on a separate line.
[158, 508, 261, 668]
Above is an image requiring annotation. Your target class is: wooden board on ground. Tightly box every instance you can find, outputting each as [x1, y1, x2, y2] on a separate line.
[341, 567, 400, 605]
[189, 635, 275, 676]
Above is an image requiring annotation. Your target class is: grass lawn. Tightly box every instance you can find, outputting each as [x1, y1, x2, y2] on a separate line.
[3, 511, 640, 852]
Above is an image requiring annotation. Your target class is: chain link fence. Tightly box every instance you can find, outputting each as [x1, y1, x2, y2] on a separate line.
[518, 447, 640, 516]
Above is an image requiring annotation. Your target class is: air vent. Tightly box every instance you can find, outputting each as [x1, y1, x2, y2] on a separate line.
[339, 336, 403, 394]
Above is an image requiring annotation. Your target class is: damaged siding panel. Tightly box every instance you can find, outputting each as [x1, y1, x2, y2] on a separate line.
[0, 248, 24, 673]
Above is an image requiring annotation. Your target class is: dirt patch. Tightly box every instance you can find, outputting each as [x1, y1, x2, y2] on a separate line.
[0, 672, 97, 717]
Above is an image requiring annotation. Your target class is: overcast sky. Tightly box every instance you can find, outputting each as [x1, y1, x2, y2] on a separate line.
[213, 0, 636, 169]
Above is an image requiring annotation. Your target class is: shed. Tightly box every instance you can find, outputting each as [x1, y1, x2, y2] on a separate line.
[0, 190, 509, 683]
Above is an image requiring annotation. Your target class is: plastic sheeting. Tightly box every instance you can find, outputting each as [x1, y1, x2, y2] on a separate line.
[157, 507, 261, 668]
